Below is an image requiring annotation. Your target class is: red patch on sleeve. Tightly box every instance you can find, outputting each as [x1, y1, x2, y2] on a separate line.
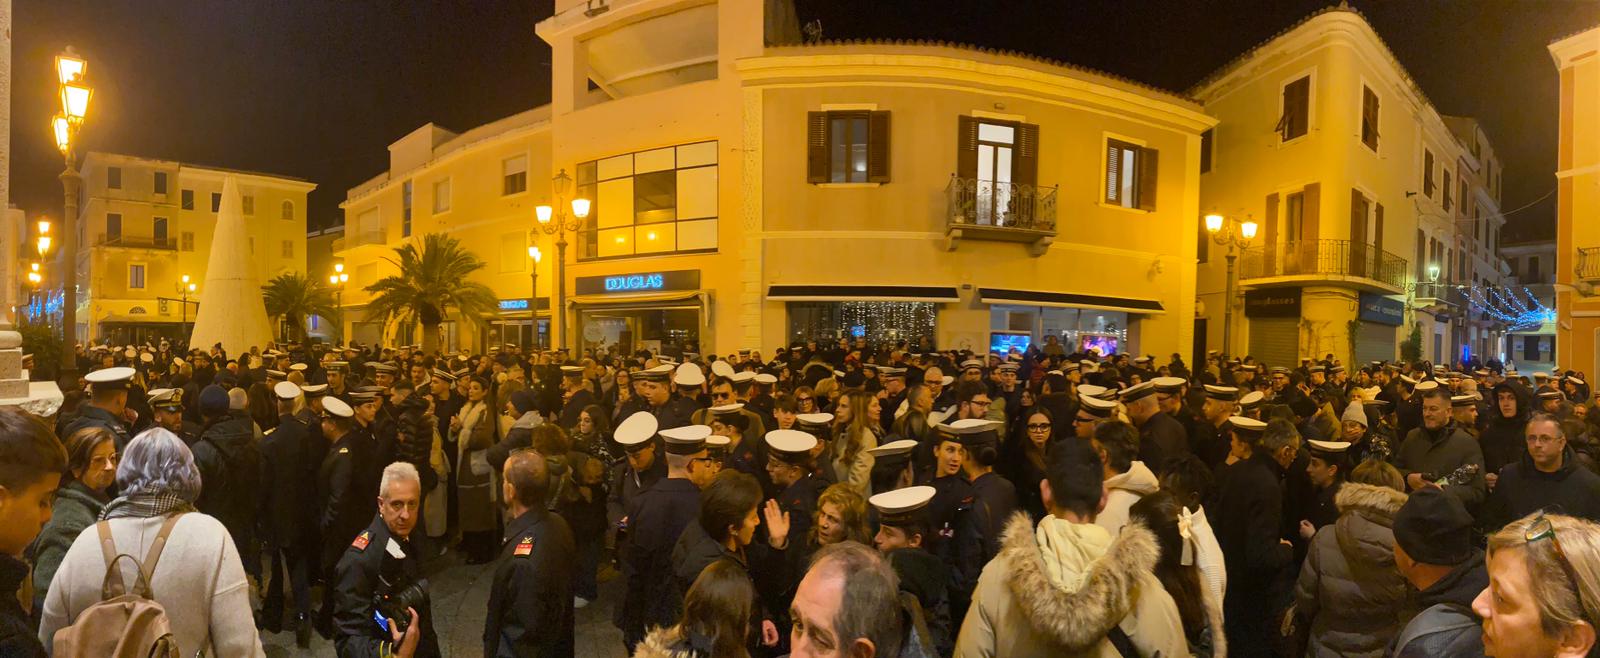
[514, 536, 534, 556]
[351, 531, 370, 551]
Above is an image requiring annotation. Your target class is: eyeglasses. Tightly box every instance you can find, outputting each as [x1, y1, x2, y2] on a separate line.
[1526, 513, 1593, 623]
[1527, 433, 1564, 445]
[967, 399, 991, 408]
[1026, 423, 1051, 432]
[797, 397, 813, 404]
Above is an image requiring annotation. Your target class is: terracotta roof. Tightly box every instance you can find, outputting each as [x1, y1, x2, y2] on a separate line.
[777, 38, 1201, 105]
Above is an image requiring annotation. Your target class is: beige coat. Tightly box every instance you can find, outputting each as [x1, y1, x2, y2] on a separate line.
[955, 513, 1188, 658]
[830, 426, 879, 495]
[453, 400, 498, 533]
[39, 513, 264, 657]
[1094, 461, 1159, 536]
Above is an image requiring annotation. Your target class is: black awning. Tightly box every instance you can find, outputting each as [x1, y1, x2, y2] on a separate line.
[767, 285, 961, 303]
[978, 287, 1165, 313]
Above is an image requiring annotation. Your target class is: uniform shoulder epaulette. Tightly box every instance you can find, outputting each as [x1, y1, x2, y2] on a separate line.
[513, 535, 534, 557]
[351, 530, 370, 551]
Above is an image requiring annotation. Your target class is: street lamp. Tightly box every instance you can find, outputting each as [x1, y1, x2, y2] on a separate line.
[53, 46, 92, 383]
[527, 245, 542, 348]
[329, 263, 348, 344]
[1205, 212, 1258, 359]
[533, 169, 592, 351]
[35, 220, 51, 258]
[177, 275, 196, 338]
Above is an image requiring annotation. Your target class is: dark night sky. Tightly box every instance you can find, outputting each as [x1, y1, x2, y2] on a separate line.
[13, 1, 1595, 241]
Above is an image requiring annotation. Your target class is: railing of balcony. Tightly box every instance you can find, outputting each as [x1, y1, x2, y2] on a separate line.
[946, 176, 1058, 233]
[1413, 282, 1467, 307]
[351, 230, 386, 247]
[96, 234, 177, 250]
[1238, 239, 1409, 289]
[1580, 247, 1600, 280]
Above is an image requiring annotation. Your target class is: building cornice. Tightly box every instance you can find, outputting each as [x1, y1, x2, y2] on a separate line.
[739, 49, 1215, 135]
[1550, 26, 1600, 68]
[342, 112, 552, 209]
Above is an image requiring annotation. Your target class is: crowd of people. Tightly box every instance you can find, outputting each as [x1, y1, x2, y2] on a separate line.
[0, 335, 1597, 657]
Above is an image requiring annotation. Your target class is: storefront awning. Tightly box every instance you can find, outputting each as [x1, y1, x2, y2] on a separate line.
[569, 290, 704, 306]
[766, 285, 961, 303]
[977, 288, 1165, 314]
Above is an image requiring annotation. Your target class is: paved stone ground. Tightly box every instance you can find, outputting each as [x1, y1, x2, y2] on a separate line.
[261, 550, 627, 657]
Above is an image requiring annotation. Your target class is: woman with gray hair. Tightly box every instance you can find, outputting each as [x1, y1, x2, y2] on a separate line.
[37, 427, 264, 656]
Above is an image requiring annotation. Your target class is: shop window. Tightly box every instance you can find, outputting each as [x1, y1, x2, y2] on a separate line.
[785, 301, 936, 346]
[578, 141, 718, 260]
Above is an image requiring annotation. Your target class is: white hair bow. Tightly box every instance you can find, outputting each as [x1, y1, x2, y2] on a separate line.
[1177, 506, 1197, 566]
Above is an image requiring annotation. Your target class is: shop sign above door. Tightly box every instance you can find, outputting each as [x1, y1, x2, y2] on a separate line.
[576, 269, 701, 295]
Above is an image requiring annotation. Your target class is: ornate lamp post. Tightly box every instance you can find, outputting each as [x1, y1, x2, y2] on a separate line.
[1204, 212, 1258, 359]
[177, 274, 196, 338]
[527, 245, 542, 348]
[329, 263, 348, 344]
[533, 169, 591, 351]
[53, 47, 92, 382]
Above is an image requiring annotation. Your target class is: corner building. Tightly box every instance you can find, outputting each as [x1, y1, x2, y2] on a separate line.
[1551, 27, 1600, 380]
[336, 0, 1212, 356]
[1192, 7, 1511, 367]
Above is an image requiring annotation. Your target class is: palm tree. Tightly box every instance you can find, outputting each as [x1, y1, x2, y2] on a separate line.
[364, 233, 497, 354]
[262, 272, 340, 343]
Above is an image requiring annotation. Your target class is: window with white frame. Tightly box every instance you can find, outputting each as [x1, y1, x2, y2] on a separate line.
[433, 178, 451, 214]
[503, 156, 528, 196]
[577, 141, 718, 259]
[128, 263, 146, 290]
[281, 200, 294, 221]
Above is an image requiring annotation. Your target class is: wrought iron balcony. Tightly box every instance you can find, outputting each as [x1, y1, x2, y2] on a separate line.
[1580, 247, 1600, 281]
[1238, 239, 1409, 292]
[96, 234, 177, 250]
[1412, 282, 1466, 309]
[945, 176, 1058, 256]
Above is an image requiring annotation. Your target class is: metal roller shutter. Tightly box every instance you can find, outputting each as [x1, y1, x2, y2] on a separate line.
[1248, 317, 1299, 367]
[1355, 322, 1397, 365]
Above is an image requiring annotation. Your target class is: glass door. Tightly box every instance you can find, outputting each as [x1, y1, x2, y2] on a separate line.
[976, 122, 1016, 226]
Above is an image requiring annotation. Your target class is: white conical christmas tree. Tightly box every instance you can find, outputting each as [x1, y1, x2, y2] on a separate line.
[188, 176, 273, 354]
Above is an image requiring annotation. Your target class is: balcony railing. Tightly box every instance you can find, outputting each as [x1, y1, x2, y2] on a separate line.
[350, 229, 386, 248]
[1239, 239, 1409, 289]
[1580, 247, 1600, 281]
[945, 176, 1057, 256]
[1413, 282, 1467, 308]
[946, 176, 1058, 233]
[96, 234, 177, 250]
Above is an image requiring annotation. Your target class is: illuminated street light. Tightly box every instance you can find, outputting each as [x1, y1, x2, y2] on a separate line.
[533, 169, 592, 350]
[1205, 212, 1258, 360]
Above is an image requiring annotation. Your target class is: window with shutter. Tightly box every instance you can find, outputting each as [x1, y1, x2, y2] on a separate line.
[807, 110, 892, 184]
[1280, 76, 1310, 141]
[1105, 139, 1156, 211]
[1199, 129, 1213, 173]
[1361, 86, 1379, 151]
[1137, 147, 1158, 212]
[1443, 170, 1453, 211]
[1424, 150, 1435, 197]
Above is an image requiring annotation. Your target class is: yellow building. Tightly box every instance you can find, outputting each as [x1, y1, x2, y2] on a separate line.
[337, 0, 1213, 357]
[1551, 27, 1600, 379]
[1192, 7, 1511, 367]
[73, 152, 314, 344]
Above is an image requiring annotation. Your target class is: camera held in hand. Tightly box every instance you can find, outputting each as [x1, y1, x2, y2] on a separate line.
[372, 574, 430, 633]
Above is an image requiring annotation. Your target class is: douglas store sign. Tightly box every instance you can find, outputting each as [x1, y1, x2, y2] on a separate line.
[576, 269, 701, 296]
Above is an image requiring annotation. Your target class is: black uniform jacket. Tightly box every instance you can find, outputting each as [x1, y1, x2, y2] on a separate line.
[484, 508, 577, 658]
[333, 515, 441, 658]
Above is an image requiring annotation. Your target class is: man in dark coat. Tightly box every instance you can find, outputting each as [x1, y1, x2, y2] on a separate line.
[62, 366, 135, 450]
[316, 397, 376, 637]
[333, 465, 440, 658]
[485, 451, 576, 658]
[192, 385, 262, 581]
[1395, 387, 1487, 510]
[1485, 413, 1600, 530]
[1123, 381, 1190, 472]
[1390, 487, 1487, 657]
[388, 381, 436, 495]
[764, 429, 826, 551]
[1480, 380, 1532, 489]
[615, 424, 708, 652]
[260, 382, 320, 644]
[1212, 417, 1293, 657]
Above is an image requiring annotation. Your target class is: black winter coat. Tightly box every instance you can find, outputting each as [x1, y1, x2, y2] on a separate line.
[259, 412, 317, 549]
[193, 412, 261, 558]
[393, 395, 436, 492]
[0, 555, 45, 657]
[1486, 445, 1600, 531]
[1480, 381, 1533, 477]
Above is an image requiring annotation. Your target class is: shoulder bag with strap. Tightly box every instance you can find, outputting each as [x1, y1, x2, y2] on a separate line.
[51, 513, 186, 658]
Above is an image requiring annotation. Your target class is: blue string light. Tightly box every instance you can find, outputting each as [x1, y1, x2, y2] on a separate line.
[1465, 284, 1554, 331]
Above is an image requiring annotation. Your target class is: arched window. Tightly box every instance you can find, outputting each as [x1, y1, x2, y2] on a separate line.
[281, 200, 294, 221]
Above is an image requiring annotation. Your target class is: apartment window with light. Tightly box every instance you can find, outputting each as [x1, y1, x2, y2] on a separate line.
[127, 263, 145, 290]
[806, 110, 889, 184]
[243, 195, 255, 215]
[433, 178, 451, 214]
[211, 193, 221, 213]
[578, 140, 718, 260]
[402, 180, 413, 237]
[154, 172, 168, 195]
[502, 156, 528, 196]
[1277, 76, 1310, 141]
[1105, 138, 1157, 211]
[107, 167, 121, 190]
[181, 189, 194, 210]
[1360, 86, 1379, 151]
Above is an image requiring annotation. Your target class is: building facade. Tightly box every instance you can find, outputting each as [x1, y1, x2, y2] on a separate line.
[306, 224, 345, 341]
[1551, 27, 1600, 381]
[73, 152, 314, 344]
[335, 0, 1212, 357]
[1501, 238, 1558, 372]
[1192, 7, 1511, 368]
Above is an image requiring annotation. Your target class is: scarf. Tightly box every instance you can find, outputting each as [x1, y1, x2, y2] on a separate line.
[101, 492, 197, 520]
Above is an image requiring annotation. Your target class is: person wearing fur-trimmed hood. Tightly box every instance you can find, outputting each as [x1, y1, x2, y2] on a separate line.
[953, 438, 1187, 657]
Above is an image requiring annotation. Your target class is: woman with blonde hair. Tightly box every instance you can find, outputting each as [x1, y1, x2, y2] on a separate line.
[810, 483, 872, 548]
[829, 391, 882, 494]
[1472, 512, 1600, 658]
